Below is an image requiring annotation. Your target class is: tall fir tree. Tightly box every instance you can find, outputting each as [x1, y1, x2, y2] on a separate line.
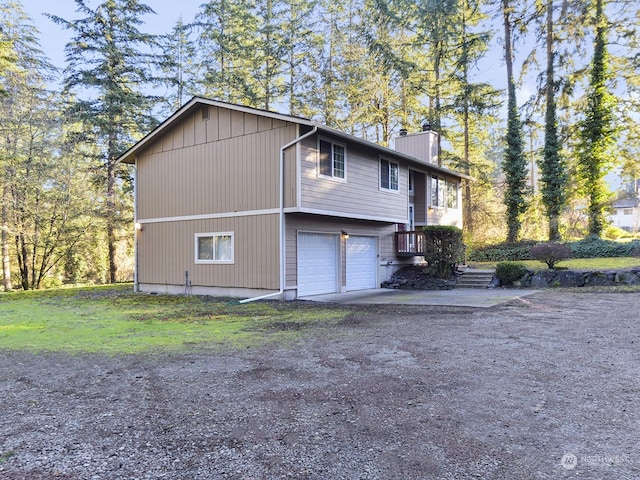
[446, 0, 501, 237]
[49, 0, 159, 283]
[281, 0, 321, 117]
[1, 0, 52, 290]
[1, 1, 97, 290]
[416, 0, 459, 162]
[576, 0, 617, 237]
[501, 0, 529, 242]
[158, 17, 198, 114]
[195, 0, 259, 105]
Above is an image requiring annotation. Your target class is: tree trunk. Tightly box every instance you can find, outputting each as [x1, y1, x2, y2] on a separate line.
[502, 0, 516, 118]
[107, 130, 118, 284]
[15, 232, 29, 290]
[107, 160, 117, 284]
[1, 182, 12, 291]
[461, 1, 473, 236]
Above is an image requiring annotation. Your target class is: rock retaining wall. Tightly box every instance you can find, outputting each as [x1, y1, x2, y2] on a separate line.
[503, 269, 640, 288]
[381, 266, 457, 290]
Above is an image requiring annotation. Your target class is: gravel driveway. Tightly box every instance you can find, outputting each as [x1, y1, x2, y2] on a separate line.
[1, 290, 639, 479]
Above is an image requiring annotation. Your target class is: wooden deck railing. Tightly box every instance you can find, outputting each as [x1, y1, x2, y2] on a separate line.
[395, 231, 425, 257]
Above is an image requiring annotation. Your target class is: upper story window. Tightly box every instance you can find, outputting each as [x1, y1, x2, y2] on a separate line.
[432, 176, 459, 208]
[447, 180, 458, 209]
[195, 232, 234, 264]
[319, 138, 346, 179]
[380, 159, 399, 191]
[623, 209, 633, 215]
[431, 175, 445, 207]
[409, 171, 415, 194]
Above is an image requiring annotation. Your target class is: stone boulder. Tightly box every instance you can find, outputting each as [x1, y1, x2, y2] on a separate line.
[584, 271, 616, 286]
[554, 271, 585, 287]
[615, 271, 640, 285]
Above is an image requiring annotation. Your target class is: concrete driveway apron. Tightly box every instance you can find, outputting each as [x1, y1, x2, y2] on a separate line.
[298, 288, 538, 308]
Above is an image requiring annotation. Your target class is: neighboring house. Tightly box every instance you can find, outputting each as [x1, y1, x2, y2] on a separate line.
[118, 97, 468, 299]
[608, 197, 640, 232]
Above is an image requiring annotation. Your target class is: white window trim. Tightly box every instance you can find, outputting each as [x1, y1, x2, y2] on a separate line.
[195, 232, 235, 264]
[317, 137, 347, 182]
[379, 157, 400, 192]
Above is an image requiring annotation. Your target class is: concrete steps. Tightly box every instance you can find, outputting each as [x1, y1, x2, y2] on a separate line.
[456, 268, 495, 289]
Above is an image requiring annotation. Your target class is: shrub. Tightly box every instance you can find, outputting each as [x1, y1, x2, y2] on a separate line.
[603, 225, 632, 240]
[423, 225, 465, 279]
[569, 238, 640, 258]
[495, 262, 528, 286]
[467, 240, 537, 262]
[530, 242, 572, 269]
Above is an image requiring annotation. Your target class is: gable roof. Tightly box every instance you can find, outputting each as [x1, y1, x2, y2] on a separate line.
[117, 96, 470, 180]
[611, 197, 639, 209]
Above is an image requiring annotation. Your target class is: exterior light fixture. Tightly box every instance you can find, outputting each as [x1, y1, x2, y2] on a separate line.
[341, 230, 349, 239]
[135, 222, 143, 231]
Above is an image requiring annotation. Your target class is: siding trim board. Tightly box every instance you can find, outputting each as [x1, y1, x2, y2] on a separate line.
[291, 207, 406, 225]
[138, 208, 280, 224]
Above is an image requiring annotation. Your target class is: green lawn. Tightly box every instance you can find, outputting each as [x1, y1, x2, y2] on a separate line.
[0, 285, 349, 354]
[469, 257, 640, 271]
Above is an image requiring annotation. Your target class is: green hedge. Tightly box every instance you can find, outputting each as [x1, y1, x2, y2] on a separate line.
[469, 238, 640, 262]
[467, 241, 538, 262]
[569, 238, 640, 258]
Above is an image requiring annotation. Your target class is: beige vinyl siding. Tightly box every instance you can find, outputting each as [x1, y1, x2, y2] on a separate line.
[284, 213, 396, 289]
[136, 107, 298, 220]
[283, 144, 297, 208]
[138, 214, 279, 289]
[299, 136, 408, 222]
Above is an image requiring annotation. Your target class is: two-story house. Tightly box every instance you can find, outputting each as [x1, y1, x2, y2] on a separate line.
[608, 197, 640, 232]
[118, 97, 468, 300]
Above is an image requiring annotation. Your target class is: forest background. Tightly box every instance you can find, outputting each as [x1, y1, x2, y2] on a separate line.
[1, 0, 638, 290]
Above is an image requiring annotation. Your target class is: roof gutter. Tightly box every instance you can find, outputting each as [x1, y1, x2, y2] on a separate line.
[239, 125, 318, 304]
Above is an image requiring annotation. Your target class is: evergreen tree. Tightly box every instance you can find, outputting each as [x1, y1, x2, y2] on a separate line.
[1, 0, 51, 290]
[316, 0, 349, 127]
[416, 0, 459, 161]
[158, 17, 198, 114]
[253, 0, 288, 110]
[576, 0, 617, 237]
[282, 0, 321, 117]
[446, 0, 501, 236]
[1, 1, 97, 289]
[49, 0, 159, 283]
[539, 0, 567, 241]
[195, 0, 259, 104]
[501, 0, 529, 242]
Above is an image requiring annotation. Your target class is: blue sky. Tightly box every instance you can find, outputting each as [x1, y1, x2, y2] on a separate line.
[25, 0, 202, 68]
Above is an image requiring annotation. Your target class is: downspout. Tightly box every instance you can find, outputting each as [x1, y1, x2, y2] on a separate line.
[240, 125, 318, 304]
[132, 162, 139, 293]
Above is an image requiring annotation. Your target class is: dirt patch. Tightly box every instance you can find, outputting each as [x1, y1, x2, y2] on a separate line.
[1, 291, 639, 479]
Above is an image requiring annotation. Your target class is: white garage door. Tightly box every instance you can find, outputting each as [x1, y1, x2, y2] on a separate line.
[346, 236, 378, 291]
[298, 233, 338, 296]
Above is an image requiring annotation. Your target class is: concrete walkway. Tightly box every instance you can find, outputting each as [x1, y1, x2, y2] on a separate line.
[298, 288, 539, 308]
